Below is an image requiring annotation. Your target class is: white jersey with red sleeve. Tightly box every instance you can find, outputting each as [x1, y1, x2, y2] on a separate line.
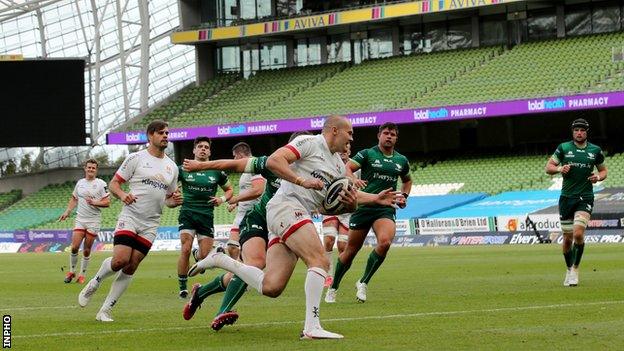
[114, 149, 178, 226]
[275, 134, 346, 212]
[72, 178, 109, 222]
[236, 172, 264, 213]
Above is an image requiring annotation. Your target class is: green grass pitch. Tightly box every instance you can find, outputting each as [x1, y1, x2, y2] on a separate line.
[3, 244, 624, 350]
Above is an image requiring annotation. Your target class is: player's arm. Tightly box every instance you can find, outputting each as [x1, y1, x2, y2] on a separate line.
[545, 158, 571, 175]
[355, 188, 401, 207]
[58, 195, 78, 221]
[267, 147, 323, 190]
[183, 158, 249, 173]
[87, 195, 110, 208]
[346, 160, 367, 189]
[210, 182, 234, 207]
[229, 178, 266, 206]
[589, 163, 607, 183]
[109, 176, 137, 205]
[397, 173, 412, 209]
[165, 190, 183, 208]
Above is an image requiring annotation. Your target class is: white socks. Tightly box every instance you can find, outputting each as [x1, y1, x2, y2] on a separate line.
[213, 254, 264, 294]
[325, 251, 334, 276]
[94, 257, 116, 283]
[80, 255, 90, 275]
[70, 253, 78, 273]
[304, 267, 327, 332]
[100, 271, 133, 312]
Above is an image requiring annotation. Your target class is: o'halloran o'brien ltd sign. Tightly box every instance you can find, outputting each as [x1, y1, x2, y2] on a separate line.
[172, 0, 522, 44]
[107, 91, 624, 145]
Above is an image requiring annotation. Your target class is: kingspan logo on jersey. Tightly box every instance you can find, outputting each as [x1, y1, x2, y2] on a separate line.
[527, 98, 566, 111]
[310, 170, 333, 188]
[141, 175, 169, 190]
[413, 108, 448, 120]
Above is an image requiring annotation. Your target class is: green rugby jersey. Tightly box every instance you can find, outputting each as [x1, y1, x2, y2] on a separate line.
[178, 167, 229, 214]
[246, 156, 280, 218]
[552, 141, 605, 198]
[351, 145, 410, 208]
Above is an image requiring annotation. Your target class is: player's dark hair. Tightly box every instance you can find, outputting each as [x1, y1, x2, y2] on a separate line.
[378, 122, 399, 135]
[84, 158, 98, 167]
[146, 120, 168, 135]
[194, 136, 211, 147]
[232, 142, 252, 156]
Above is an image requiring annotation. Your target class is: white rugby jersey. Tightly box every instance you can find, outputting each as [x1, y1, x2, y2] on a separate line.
[72, 178, 109, 221]
[114, 149, 178, 225]
[274, 134, 346, 212]
[236, 172, 264, 213]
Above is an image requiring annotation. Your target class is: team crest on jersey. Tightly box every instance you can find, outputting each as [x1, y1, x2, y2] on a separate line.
[166, 166, 172, 174]
[372, 159, 382, 168]
[395, 164, 402, 171]
[208, 176, 216, 183]
[587, 152, 595, 159]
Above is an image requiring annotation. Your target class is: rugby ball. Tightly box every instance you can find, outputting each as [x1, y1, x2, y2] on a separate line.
[322, 177, 352, 214]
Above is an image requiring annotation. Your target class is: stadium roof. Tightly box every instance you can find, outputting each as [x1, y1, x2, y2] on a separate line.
[0, 0, 195, 169]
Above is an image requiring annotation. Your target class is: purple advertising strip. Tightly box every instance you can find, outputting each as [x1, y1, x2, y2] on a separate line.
[13, 230, 71, 242]
[107, 91, 620, 145]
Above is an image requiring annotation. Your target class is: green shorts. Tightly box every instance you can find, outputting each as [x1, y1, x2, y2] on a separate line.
[558, 195, 594, 221]
[178, 209, 214, 238]
[239, 209, 268, 247]
[349, 206, 396, 230]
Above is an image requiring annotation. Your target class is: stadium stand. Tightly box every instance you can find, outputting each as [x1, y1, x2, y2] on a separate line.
[118, 32, 624, 131]
[126, 73, 239, 131]
[0, 190, 21, 211]
[413, 31, 624, 107]
[258, 47, 501, 119]
[167, 63, 346, 128]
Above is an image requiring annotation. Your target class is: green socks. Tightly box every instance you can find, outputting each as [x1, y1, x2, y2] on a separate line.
[330, 257, 352, 290]
[572, 243, 585, 267]
[360, 249, 386, 284]
[178, 274, 188, 291]
[197, 274, 226, 303]
[217, 275, 247, 315]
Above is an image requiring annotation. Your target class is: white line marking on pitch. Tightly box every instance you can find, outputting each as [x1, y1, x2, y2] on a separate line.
[13, 300, 624, 339]
[2, 305, 78, 311]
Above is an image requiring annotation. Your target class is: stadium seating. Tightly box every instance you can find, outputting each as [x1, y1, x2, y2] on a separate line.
[166, 63, 346, 128]
[0, 182, 73, 230]
[125, 73, 239, 132]
[412, 154, 554, 195]
[0, 189, 21, 211]
[413, 31, 624, 107]
[258, 47, 501, 119]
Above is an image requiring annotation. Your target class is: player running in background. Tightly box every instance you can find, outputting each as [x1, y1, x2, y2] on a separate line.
[176, 137, 233, 298]
[182, 132, 307, 331]
[189, 116, 400, 339]
[327, 122, 411, 303]
[78, 120, 183, 322]
[226, 142, 265, 259]
[545, 118, 607, 287]
[59, 159, 110, 284]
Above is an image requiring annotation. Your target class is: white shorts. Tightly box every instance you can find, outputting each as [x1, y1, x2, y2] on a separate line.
[266, 196, 314, 242]
[114, 215, 158, 252]
[73, 219, 101, 237]
[322, 214, 350, 232]
[231, 209, 248, 232]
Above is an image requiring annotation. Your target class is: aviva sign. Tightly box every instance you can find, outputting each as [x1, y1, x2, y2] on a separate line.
[172, 0, 522, 44]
